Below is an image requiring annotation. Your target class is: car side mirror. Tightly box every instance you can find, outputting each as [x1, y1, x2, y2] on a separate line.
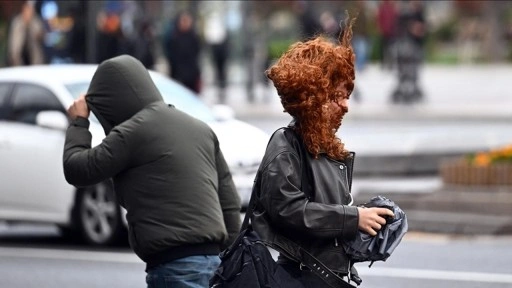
[211, 104, 235, 121]
[36, 110, 69, 131]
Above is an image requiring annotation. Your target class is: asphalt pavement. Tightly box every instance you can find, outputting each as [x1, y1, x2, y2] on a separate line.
[200, 62, 512, 235]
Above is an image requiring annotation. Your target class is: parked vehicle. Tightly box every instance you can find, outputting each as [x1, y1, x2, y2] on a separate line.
[0, 65, 268, 246]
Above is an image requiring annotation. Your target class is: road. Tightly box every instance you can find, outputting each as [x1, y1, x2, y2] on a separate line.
[0, 224, 511, 288]
[354, 233, 512, 288]
[2, 96, 511, 287]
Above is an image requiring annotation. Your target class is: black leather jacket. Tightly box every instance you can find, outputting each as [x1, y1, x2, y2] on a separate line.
[252, 126, 359, 274]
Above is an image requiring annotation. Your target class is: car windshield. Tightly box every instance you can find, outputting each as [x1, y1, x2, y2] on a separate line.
[64, 73, 215, 123]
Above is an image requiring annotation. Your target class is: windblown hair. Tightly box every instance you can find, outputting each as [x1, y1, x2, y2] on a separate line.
[266, 13, 356, 160]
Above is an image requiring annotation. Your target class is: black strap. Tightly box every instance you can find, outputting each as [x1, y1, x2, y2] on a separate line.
[299, 248, 355, 288]
[240, 184, 255, 231]
[241, 127, 284, 231]
[241, 127, 355, 288]
[241, 127, 303, 230]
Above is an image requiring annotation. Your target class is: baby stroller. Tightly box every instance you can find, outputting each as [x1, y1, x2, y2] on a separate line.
[390, 35, 423, 104]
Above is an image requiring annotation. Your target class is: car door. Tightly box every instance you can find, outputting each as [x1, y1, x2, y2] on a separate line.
[0, 83, 74, 224]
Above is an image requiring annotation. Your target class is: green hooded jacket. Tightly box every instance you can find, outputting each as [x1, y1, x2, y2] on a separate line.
[63, 55, 241, 266]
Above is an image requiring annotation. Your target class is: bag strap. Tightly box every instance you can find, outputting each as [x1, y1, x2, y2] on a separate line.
[241, 126, 304, 230]
[241, 182, 256, 231]
[298, 247, 355, 288]
[241, 127, 286, 231]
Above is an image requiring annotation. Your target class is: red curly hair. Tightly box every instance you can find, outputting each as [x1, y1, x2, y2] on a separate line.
[266, 14, 356, 160]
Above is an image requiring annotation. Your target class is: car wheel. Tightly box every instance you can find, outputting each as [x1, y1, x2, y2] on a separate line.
[74, 181, 125, 246]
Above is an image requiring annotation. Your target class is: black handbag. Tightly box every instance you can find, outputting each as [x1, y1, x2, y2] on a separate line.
[209, 216, 305, 288]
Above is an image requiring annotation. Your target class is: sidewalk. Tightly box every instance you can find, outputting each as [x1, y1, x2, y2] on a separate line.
[200, 63, 512, 121]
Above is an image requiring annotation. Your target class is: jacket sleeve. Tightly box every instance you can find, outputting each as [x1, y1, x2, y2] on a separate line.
[259, 151, 359, 239]
[63, 117, 132, 187]
[215, 139, 242, 249]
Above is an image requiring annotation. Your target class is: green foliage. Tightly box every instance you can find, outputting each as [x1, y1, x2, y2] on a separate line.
[267, 39, 295, 60]
[432, 17, 458, 43]
[369, 35, 382, 62]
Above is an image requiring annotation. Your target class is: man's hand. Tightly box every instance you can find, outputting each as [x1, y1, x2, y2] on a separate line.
[67, 94, 90, 120]
[357, 207, 395, 236]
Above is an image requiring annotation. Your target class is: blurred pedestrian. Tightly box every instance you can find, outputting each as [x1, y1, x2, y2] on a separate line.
[7, 1, 45, 66]
[391, 0, 426, 104]
[95, 5, 123, 63]
[346, 0, 371, 102]
[165, 11, 202, 94]
[294, 0, 321, 41]
[351, 1, 370, 72]
[63, 55, 241, 288]
[319, 10, 341, 43]
[377, 0, 398, 70]
[132, 18, 156, 69]
[204, 11, 229, 103]
[251, 14, 394, 287]
[400, 0, 427, 60]
[68, 5, 86, 64]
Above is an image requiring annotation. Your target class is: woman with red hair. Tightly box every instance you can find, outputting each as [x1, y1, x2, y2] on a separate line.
[250, 14, 394, 287]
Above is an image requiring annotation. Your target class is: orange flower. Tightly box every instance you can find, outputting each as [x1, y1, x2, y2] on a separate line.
[473, 153, 491, 167]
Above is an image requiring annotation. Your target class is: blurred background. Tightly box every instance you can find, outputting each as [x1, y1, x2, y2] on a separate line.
[1, 1, 512, 288]
[1, 0, 512, 76]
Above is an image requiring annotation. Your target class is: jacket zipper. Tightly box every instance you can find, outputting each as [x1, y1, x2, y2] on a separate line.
[347, 152, 356, 192]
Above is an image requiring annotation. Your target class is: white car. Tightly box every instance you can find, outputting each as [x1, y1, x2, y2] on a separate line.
[0, 65, 269, 246]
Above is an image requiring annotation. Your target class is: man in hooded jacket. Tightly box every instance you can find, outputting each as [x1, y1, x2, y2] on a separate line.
[63, 55, 241, 288]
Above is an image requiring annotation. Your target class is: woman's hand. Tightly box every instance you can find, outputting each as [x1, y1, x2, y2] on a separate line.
[357, 207, 395, 236]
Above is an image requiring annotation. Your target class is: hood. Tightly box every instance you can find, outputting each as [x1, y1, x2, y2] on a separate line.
[85, 55, 163, 134]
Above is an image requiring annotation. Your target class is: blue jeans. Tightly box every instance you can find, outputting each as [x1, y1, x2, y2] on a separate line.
[146, 255, 221, 288]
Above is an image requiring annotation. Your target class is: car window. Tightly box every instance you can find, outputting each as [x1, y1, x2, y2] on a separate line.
[9, 83, 65, 125]
[65, 83, 89, 99]
[65, 74, 215, 123]
[0, 83, 13, 120]
[151, 74, 215, 123]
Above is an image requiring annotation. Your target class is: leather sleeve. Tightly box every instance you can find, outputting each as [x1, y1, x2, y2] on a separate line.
[259, 150, 359, 239]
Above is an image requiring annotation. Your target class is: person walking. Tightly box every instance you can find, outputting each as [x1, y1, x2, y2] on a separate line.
[7, 0, 45, 66]
[63, 55, 241, 288]
[377, 0, 398, 70]
[251, 15, 394, 287]
[204, 11, 230, 103]
[166, 11, 202, 94]
[294, 0, 321, 41]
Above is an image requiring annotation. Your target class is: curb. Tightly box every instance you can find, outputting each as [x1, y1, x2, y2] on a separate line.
[354, 185, 512, 235]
